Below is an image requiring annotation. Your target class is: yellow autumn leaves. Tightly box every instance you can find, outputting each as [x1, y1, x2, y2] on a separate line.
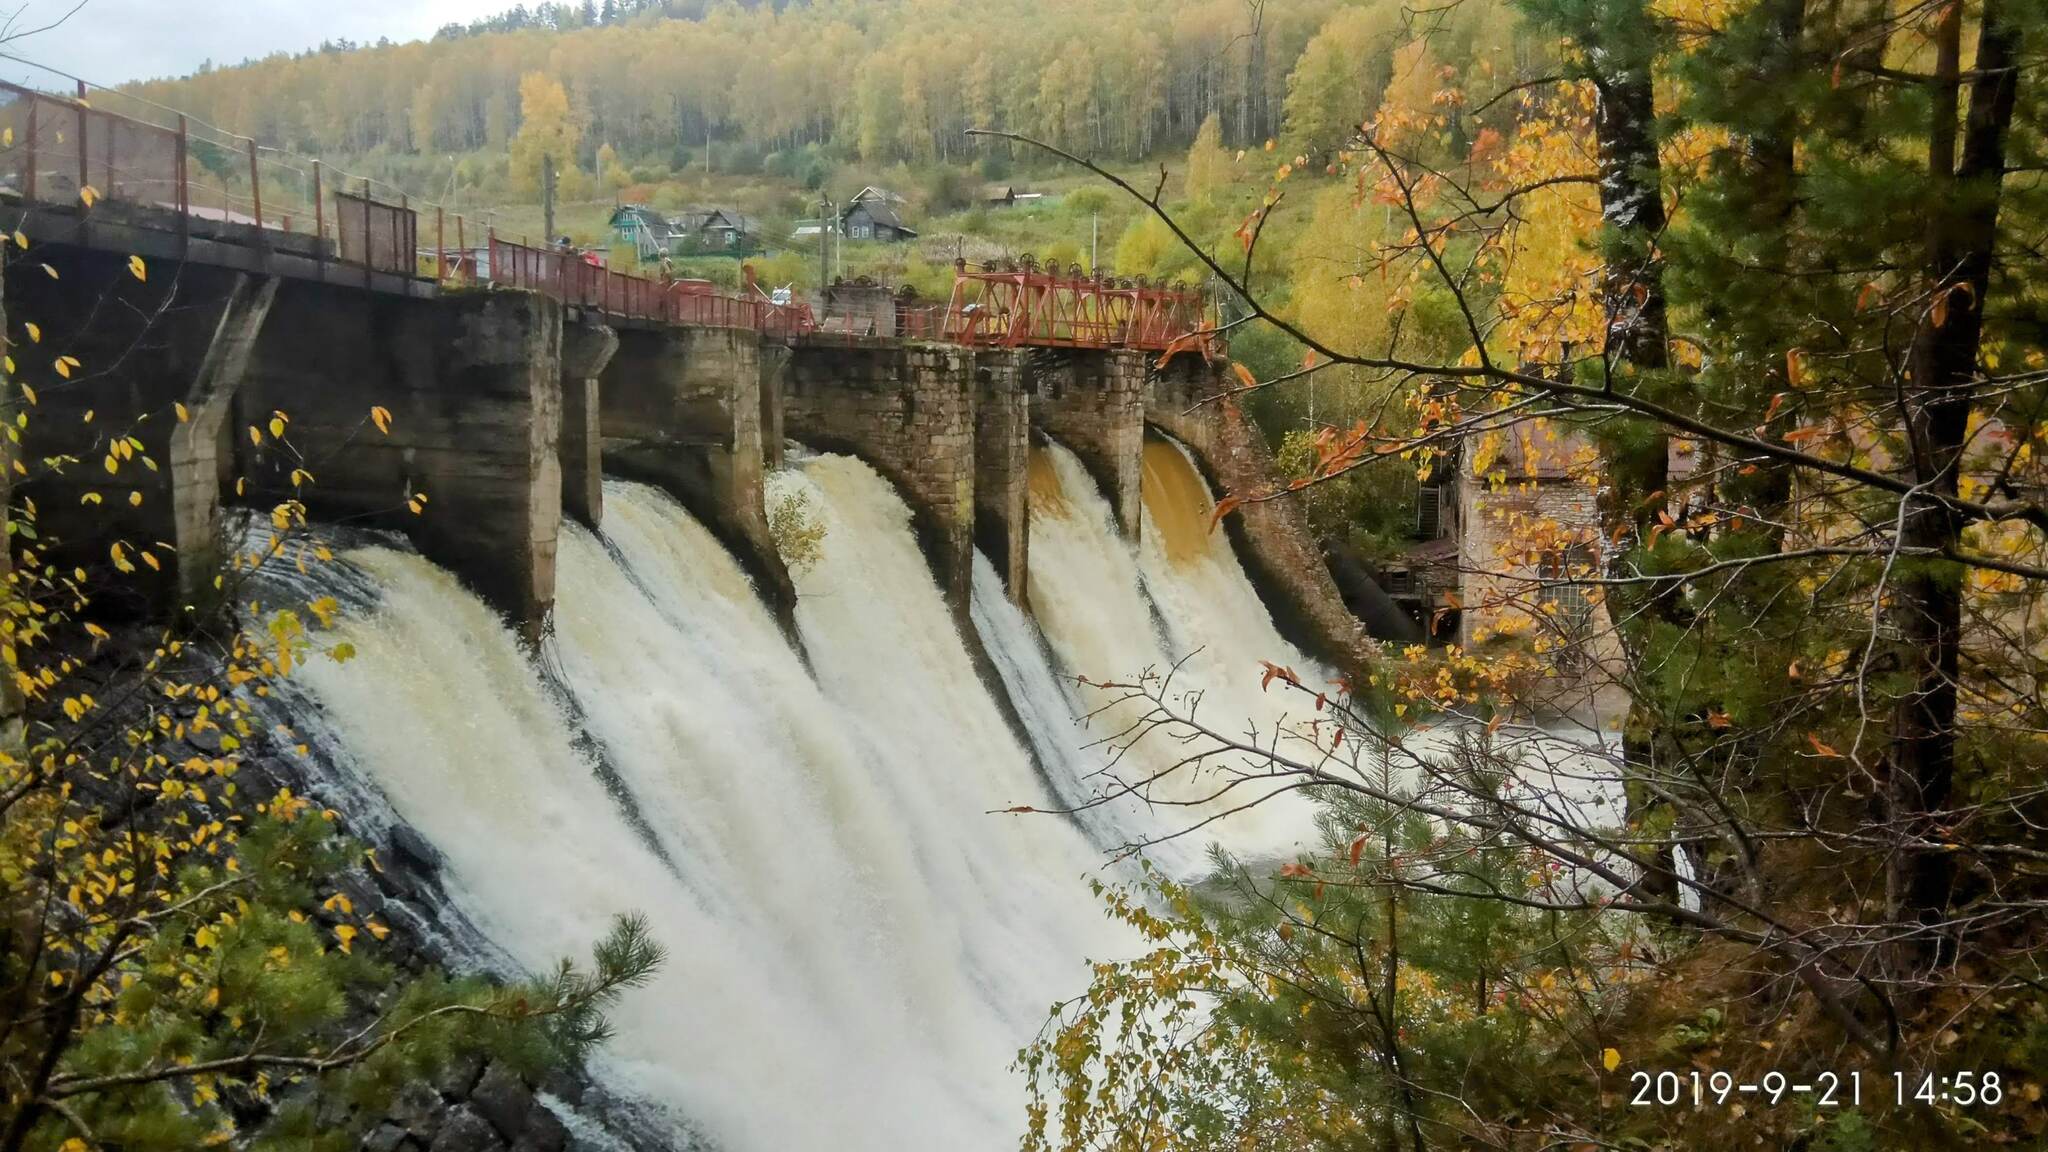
[107, 540, 163, 574]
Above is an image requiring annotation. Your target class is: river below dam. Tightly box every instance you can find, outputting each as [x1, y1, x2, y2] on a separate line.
[258, 435, 1345, 1149]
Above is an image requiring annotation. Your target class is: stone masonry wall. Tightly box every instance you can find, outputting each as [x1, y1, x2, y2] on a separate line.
[972, 350, 1030, 607]
[238, 286, 564, 643]
[782, 339, 977, 620]
[1456, 468, 1626, 717]
[1145, 355, 1376, 676]
[1030, 348, 1145, 540]
[601, 325, 796, 635]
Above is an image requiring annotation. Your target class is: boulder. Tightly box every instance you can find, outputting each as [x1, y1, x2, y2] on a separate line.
[428, 1106, 505, 1152]
[510, 1102, 569, 1152]
[471, 1062, 536, 1142]
[361, 1123, 424, 1152]
[436, 1052, 486, 1100]
[390, 1079, 446, 1141]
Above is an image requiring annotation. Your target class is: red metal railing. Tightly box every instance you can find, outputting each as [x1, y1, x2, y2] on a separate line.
[940, 256, 1216, 353]
[486, 235, 820, 333]
[335, 187, 417, 278]
[0, 73, 485, 291]
[0, 69, 1215, 354]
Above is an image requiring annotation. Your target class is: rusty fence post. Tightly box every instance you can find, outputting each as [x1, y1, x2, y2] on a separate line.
[246, 138, 261, 233]
[74, 81, 87, 201]
[312, 160, 323, 262]
[361, 179, 373, 290]
[23, 97, 36, 202]
[174, 114, 188, 253]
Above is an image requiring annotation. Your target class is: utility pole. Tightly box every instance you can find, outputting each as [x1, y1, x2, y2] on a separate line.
[542, 154, 557, 244]
[1091, 211, 1099, 272]
[818, 192, 831, 289]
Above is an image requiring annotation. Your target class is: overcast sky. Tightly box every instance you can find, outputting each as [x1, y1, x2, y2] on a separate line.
[2, 0, 513, 87]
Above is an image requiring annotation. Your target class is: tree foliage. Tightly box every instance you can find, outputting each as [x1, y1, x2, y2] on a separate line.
[1001, 0, 2048, 1142]
[0, 221, 661, 1148]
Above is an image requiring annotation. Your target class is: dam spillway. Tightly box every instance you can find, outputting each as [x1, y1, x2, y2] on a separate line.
[271, 441, 1334, 1150]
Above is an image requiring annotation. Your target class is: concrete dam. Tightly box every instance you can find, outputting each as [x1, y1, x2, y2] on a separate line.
[3, 198, 1386, 1149]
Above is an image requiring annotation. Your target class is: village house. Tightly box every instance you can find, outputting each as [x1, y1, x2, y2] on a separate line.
[842, 186, 916, 242]
[673, 206, 763, 254]
[609, 204, 764, 260]
[608, 204, 680, 262]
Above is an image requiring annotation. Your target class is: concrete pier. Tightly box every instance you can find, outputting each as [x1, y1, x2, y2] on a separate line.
[560, 319, 619, 530]
[972, 350, 1030, 607]
[782, 338, 978, 622]
[602, 325, 796, 635]
[238, 287, 565, 642]
[1029, 348, 1146, 541]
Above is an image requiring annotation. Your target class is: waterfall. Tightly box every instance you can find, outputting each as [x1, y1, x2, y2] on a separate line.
[278, 461, 1133, 1151]
[1022, 438, 1329, 864]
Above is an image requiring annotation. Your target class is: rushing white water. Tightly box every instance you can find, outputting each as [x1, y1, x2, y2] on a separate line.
[1136, 436, 1330, 706]
[1023, 438, 1328, 864]
[285, 464, 1135, 1152]
[969, 553, 1211, 874]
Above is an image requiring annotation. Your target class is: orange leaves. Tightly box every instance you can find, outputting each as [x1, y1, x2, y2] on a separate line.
[1930, 281, 1975, 330]
[1154, 333, 1205, 367]
[369, 405, 393, 435]
[1209, 492, 1243, 529]
[1232, 206, 1266, 255]
[1229, 361, 1257, 391]
[1647, 508, 1676, 550]
[1784, 347, 1808, 388]
[1259, 661, 1302, 692]
[1806, 732, 1844, 759]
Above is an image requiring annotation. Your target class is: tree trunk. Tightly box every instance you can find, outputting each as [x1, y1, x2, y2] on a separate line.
[1890, 0, 2021, 958]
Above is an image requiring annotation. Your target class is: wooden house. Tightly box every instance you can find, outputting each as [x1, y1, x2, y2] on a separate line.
[608, 205, 678, 262]
[841, 195, 916, 243]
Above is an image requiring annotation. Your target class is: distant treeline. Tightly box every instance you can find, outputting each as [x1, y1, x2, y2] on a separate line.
[127, 0, 1535, 174]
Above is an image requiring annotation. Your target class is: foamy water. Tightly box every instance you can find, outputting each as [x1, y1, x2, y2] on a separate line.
[268, 438, 1408, 1147]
